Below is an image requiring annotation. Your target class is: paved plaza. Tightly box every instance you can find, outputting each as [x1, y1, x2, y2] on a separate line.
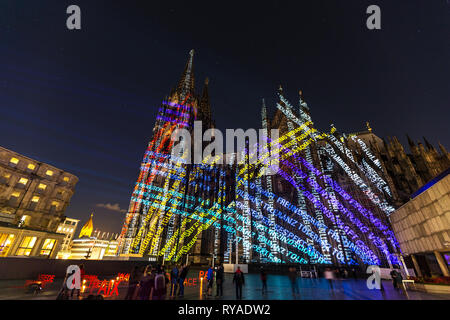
[0, 272, 448, 300]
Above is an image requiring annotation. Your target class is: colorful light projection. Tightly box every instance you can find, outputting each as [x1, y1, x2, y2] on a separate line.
[127, 112, 398, 264]
[132, 148, 329, 264]
[268, 90, 395, 218]
[252, 134, 400, 262]
[118, 97, 195, 255]
[233, 93, 400, 265]
[131, 148, 380, 265]
[121, 78, 400, 267]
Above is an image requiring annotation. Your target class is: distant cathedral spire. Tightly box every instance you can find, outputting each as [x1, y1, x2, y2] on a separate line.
[261, 98, 267, 118]
[423, 136, 435, 151]
[406, 134, 415, 147]
[176, 49, 195, 98]
[198, 77, 211, 125]
[438, 142, 448, 155]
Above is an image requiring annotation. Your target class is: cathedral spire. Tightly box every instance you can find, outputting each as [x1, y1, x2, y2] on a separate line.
[406, 134, 415, 147]
[423, 136, 435, 151]
[438, 142, 448, 155]
[262, 98, 267, 118]
[176, 49, 195, 99]
[198, 77, 211, 125]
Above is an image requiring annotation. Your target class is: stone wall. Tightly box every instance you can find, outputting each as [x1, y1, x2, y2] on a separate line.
[390, 174, 450, 255]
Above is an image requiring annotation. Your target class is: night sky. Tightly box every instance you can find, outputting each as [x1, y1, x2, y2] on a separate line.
[0, 1, 449, 235]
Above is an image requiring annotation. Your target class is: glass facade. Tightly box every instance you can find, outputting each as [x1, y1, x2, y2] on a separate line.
[40, 238, 56, 256]
[0, 233, 15, 257]
[15, 236, 37, 256]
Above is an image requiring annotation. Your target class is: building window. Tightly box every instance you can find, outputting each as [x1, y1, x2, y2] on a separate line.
[50, 201, 59, 214]
[37, 183, 47, 191]
[45, 170, 54, 177]
[0, 172, 11, 184]
[15, 236, 37, 256]
[11, 191, 21, 198]
[8, 192, 21, 206]
[63, 176, 70, 182]
[0, 234, 15, 257]
[29, 196, 39, 210]
[27, 163, 36, 171]
[9, 157, 19, 166]
[18, 177, 28, 186]
[40, 239, 56, 256]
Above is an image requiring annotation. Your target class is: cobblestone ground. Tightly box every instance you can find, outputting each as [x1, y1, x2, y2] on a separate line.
[0, 273, 448, 300]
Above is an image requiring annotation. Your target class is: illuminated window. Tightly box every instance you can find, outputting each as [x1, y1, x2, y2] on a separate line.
[18, 177, 28, 185]
[9, 192, 21, 206]
[45, 170, 54, 177]
[27, 163, 36, 170]
[15, 236, 37, 256]
[50, 201, 59, 213]
[9, 157, 19, 165]
[63, 176, 69, 182]
[38, 183, 47, 190]
[0, 234, 15, 257]
[40, 239, 56, 256]
[3, 173, 11, 179]
[10, 191, 21, 198]
[29, 196, 39, 210]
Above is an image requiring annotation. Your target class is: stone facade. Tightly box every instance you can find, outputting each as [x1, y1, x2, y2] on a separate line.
[345, 129, 450, 207]
[56, 217, 79, 259]
[390, 170, 450, 276]
[0, 146, 78, 232]
[0, 224, 65, 258]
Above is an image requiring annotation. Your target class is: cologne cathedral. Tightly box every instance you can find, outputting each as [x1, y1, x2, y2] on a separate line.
[117, 51, 449, 268]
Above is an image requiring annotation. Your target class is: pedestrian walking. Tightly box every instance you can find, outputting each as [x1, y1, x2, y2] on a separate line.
[260, 267, 267, 295]
[57, 268, 74, 300]
[395, 270, 404, 292]
[324, 268, 335, 290]
[170, 265, 179, 297]
[343, 269, 349, 279]
[152, 266, 167, 300]
[390, 269, 399, 289]
[352, 268, 358, 280]
[138, 265, 154, 300]
[288, 267, 299, 296]
[206, 266, 214, 296]
[125, 265, 142, 300]
[215, 265, 224, 297]
[232, 266, 245, 300]
[178, 264, 189, 297]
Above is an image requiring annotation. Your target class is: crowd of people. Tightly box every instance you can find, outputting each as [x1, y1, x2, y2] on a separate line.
[56, 262, 409, 300]
[123, 263, 189, 300]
